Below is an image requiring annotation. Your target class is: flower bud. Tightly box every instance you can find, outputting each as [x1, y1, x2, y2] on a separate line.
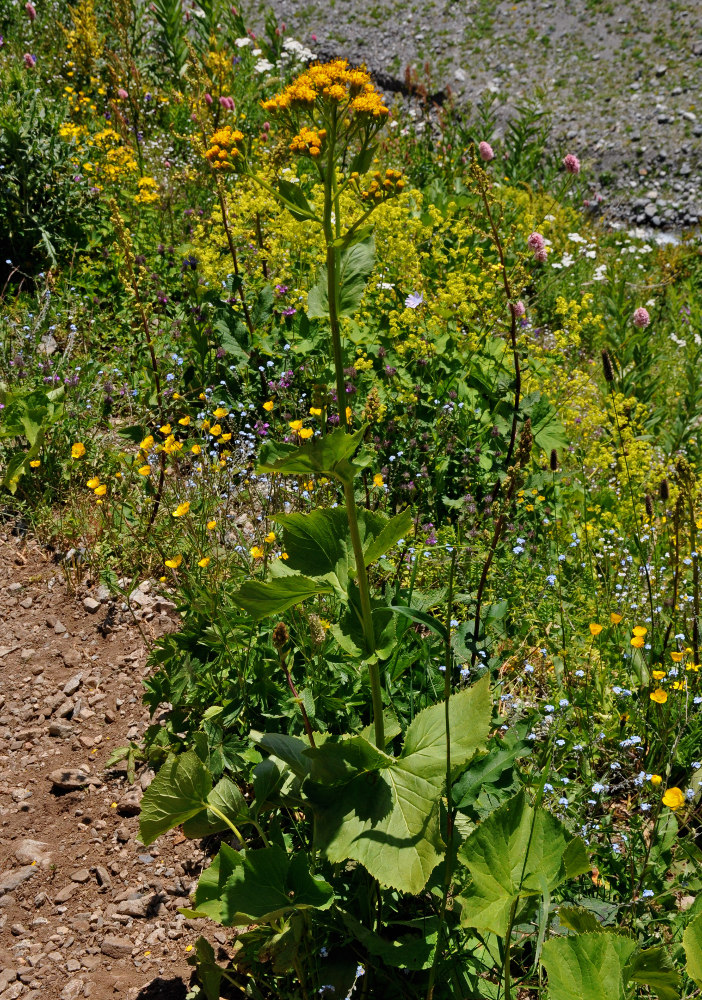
[272, 622, 288, 649]
[601, 349, 614, 383]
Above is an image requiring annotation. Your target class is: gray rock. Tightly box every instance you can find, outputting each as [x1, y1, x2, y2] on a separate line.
[94, 866, 112, 891]
[82, 598, 100, 614]
[70, 869, 91, 884]
[54, 884, 76, 904]
[100, 935, 132, 959]
[60, 979, 85, 1000]
[48, 722, 73, 739]
[14, 840, 52, 868]
[63, 674, 83, 697]
[48, 767, 92, 792]
[0, 867, 37, 895]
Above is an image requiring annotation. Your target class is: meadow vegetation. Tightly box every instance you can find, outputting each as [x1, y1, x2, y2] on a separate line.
[1, 1, 702, 997]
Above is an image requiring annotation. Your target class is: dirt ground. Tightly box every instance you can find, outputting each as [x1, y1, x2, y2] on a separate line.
[0, 529, 220, 1000]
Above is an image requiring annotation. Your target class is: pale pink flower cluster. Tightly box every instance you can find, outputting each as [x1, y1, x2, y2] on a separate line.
[479, 141, 494, 162]
[527, 232, 547, 262]
[563, 153, 580, 175]
[632, 307, 651, 328]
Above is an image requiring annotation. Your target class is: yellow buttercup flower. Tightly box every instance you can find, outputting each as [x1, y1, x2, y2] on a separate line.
[652, 670, 666, 680]
[310, 407, 322, 416]
[198, 557, 211, 568]
[140, 434, 154, 451]
[178, 416, 190, 426]
[191, 444, 202, 455]
[610, 612, 622, 625]
[289, 420, 303, 432]
[263, 400, 274, 412]
[213, 407, 228, 419]
[29, 459, 41, 468]
[662, 787, 685, 810]
[373, 473, 384, 487]
[670, 651, 683, 662]
[632, 626, 647, 637]
[210, 424, 222, 436]
[71, 442, 86, 459]
[221, 433, 232, 442]
[138, 465, 152, 476]
[159, 423, 171, 435]
[650, 689, 668, 704]
[299, 427, 314, 440]
[172, 501, 190, 517]
[165, 554, 183, 569]
[589, 623, 603, 636]
[650, 774, 662, 786]
[250, 546, 264, 559]
[94, 484, 107, 496]
[87, 476, 100, 489]
[631, 636, 645, 649]
[207, 520, 217, 530]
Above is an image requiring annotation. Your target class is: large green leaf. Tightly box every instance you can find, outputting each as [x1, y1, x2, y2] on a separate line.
[139, 751, 213, 846]
[457, 790, 589, 936]
[258, 425, 370, 485]
[278, 178, 318, 222]
[684, 911, 702, 987]
[182, 843, 241, 923]
[306, 676, 491, 893]
[233, 575, 332, 620]
[139, 752, 250, 846]
[182, 777, 249, 838]
[541, 933, 637, 1000]
[275, 507, 352, 594]
[363, 506, 413, 566]
[624, 946, 680, 1000]
[307, 236, 376, 319]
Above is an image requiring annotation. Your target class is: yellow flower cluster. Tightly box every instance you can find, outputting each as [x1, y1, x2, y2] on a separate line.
[261, 59, 388, 118]
[135, 176, 159, 205]
[204, 126, 245, 170]
[358, 168, 404, 203]
[289, 126, 327, 157]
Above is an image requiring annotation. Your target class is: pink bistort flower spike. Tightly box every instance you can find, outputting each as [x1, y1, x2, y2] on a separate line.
[479, 141, 494, 162]
[527, 232, 545, 252]
[25, 2, 36, 21]
[23, 52, 36, 68]
[563, 153, 580, 174]
[632, 307, 651, 328]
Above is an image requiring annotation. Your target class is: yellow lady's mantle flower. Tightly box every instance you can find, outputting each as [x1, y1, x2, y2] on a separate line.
[71, 442, 86, 459]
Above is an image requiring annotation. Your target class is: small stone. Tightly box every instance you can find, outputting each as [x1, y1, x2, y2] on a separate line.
[100, 935, 132, 959]
[48, 767, 92, 792]
[70, 869, 91, 884]
[63, 674, 83, 697]
[0, 867, 37, 895]
[54, 621, 67, 634]
[54, 884, 77, 904]
[14, 840, 52, 868]
[116, 790, 142, 817]
[60, 978, 85, 1000]
[82, 598, 100, 614]
[48, 722, 73, 739]
[94, 866, 112, 891]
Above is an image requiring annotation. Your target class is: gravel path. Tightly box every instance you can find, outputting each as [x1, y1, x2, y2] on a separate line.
[0, 533, 215, 1000]
[265, 0, 702, 228]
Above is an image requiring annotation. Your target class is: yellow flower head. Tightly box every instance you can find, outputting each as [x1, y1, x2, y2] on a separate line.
[250, 545, 265, 559]
[197, 557, 211, 568]
[631, 636, 645, 649]
[86, 476, 100, 489]
[264, 531, 276, 543]
[263, 400, 274, 412]
[165, 554, 183, 569]
[652, 670, 666, 680]
[632, 626, 647, 637]
[210, 424, 222, 436]
[610, 612, 622, 625]
[138, 465, 152, 476]
[299, 427, 314, 440]
[71, 442, 86, 459]
[650, 774, 662, 786]
[213, 407, 228, 419]
[94, 484, 107, 496]
[288, 419, 303, 432]
[373, 473, 384, 488]
[650, 688, 668, 704]
[172, 501, 191, 517]
[589, 623, 603, 636]
[191, 444, 202, 455]
[310, 407, 322, 416]
[29, 459, 41, 468]
[159, 424, 171, 435]
[207, 520, 217, 530]
[670, 651, 683, 662]
[662, 787, 685, 810]
[178, 416, 190, 426]
[140, 434, 154, 451]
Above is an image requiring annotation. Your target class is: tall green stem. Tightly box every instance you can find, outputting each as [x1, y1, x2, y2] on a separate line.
[323, 122, 384, 750]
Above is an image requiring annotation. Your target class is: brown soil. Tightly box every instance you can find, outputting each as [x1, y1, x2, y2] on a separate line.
[0, 530, 216, 1000]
